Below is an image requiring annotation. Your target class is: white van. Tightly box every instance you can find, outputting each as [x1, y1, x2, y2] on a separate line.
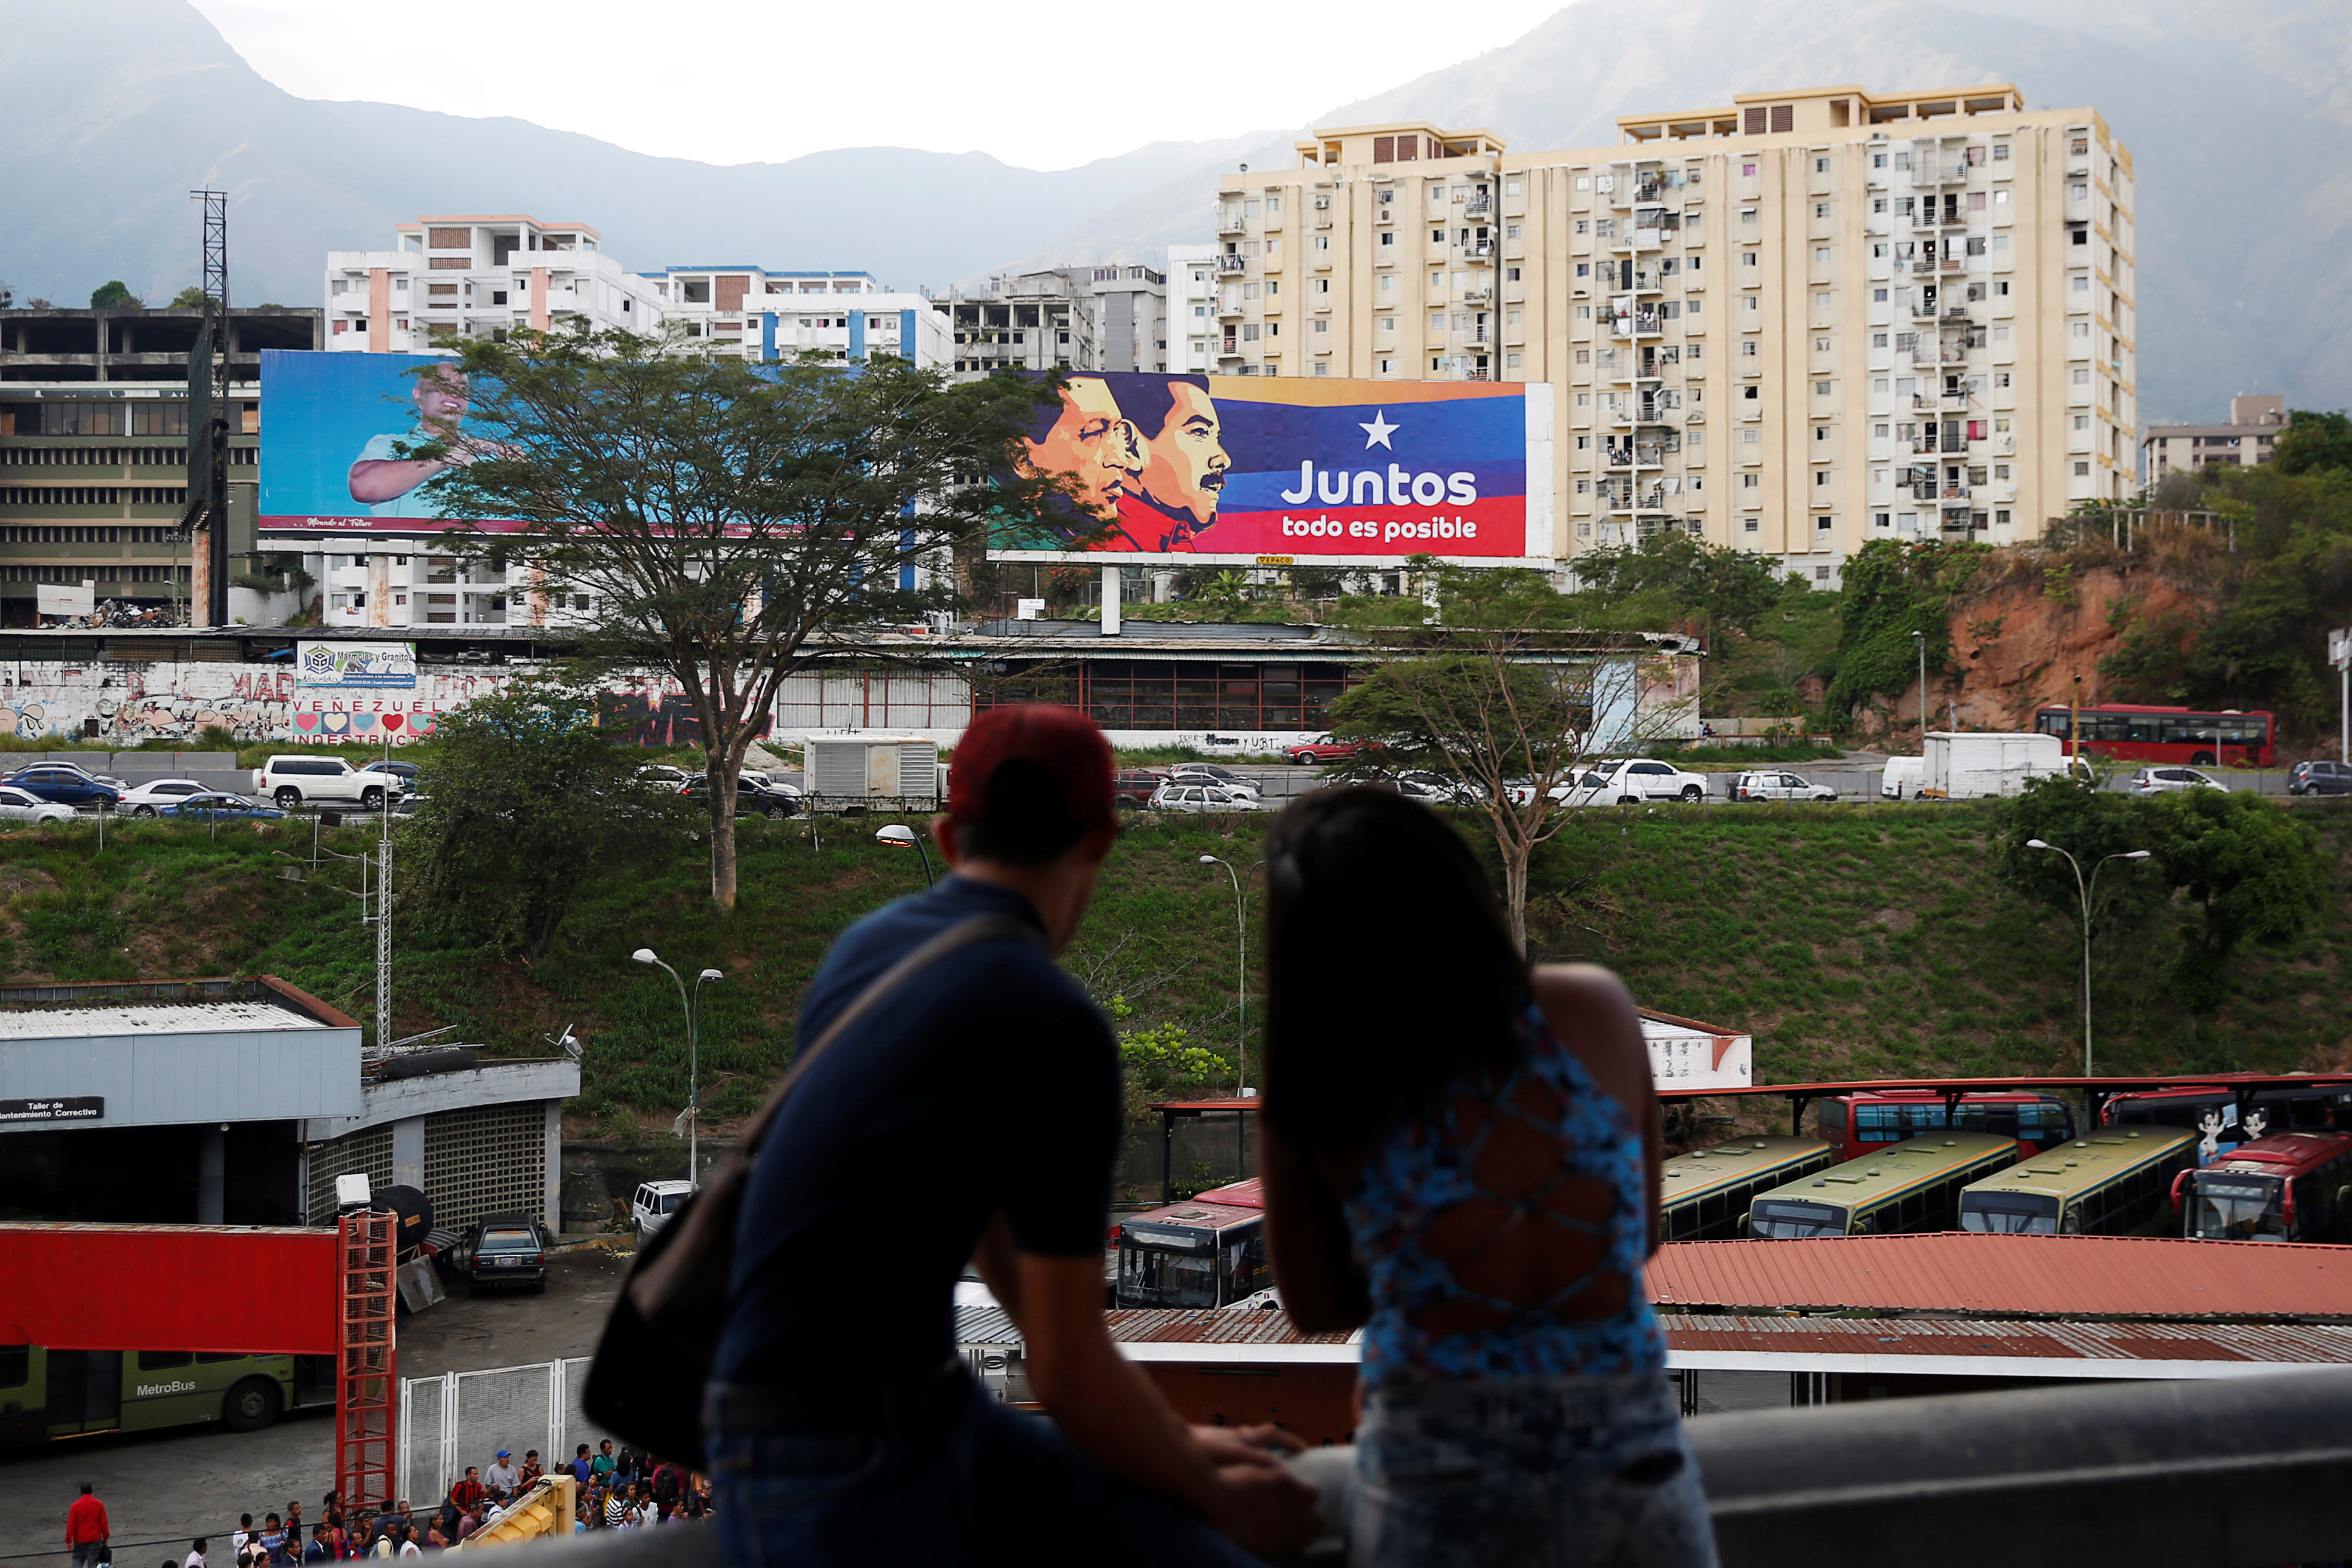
[1881, 756, 1924, 798]
[251, 755, 402, 810]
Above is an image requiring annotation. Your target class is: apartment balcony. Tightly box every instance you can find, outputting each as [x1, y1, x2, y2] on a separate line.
[1627, 269, 1664, 295]
[1611, 311, 1664, 340]
[1216, 214, 1245, 236]
[1609, 178, 1668, 207]
[1216, 255, 1247, 275]
[1460, 285, 1494, 305]
[1602, 444, 1668, 470]
[1216, 340, 1243, 361]
[1615, 225, 1669, 252]
[1217, 300, 1245, 321]
[1462, 240, 1496, 259]
[1910, 259, 1939, 276]
[1607, 487, 1672, 514]
[1942, 484, 1971, 501]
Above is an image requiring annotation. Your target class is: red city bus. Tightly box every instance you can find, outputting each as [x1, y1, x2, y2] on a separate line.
[2175, 1132, 2352, 1242]
[2033, 704, 2275, 769]
[1813, 1090, 2075, 1161]
[2103, 1082, 2352, 1163]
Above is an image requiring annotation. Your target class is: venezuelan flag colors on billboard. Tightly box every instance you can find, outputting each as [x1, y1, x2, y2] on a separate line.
[994, 372, 1554, 567]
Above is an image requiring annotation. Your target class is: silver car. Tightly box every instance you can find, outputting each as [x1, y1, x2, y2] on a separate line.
[2131, 766, 2224, 795]
[1150, 781, 1268, 813]
[1733, 770, 1837, 803]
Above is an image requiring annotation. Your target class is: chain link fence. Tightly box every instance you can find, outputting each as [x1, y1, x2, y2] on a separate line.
[399, 1358, 616, 1508]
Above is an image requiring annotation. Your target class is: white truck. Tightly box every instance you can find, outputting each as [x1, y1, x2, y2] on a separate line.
[1922, 731, 2093, 799]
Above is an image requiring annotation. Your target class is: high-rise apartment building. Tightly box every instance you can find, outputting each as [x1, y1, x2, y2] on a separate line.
[639, 267, 950, 367]
[1167, 244, 1220, 373]
[1216, 84, 2135, 579]
[324, 216, 664, 353]
[936, 266, 1169, 376]
[2142, 395, 2286, 481]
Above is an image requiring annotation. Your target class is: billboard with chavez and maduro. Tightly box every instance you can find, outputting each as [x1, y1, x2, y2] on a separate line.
[992, 372, 1553, 567]
[256, 350, 530, 536]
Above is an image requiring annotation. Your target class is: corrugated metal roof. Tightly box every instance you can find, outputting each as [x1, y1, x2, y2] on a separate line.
[1662, 1315, 2352, 1366]
[1101, 1308, 1359, 1349]
[1645, 1234, 2352, 1320]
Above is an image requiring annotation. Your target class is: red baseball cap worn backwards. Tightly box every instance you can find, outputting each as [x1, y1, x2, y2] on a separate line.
[948, 704, 1116, 833]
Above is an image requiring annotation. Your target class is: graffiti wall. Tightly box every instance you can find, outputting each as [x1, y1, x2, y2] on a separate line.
[0, 659, 716, 749]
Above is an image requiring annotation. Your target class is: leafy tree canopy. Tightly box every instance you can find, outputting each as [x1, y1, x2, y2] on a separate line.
[1570, 533, 1788, 638]
[1993, 775, 2168, 941]
[2146, 787, 2326, 1012]
[407, 677, 696, 961]
[2272, 409, 2352, 478]
[88, 280, 141, 309]
[1823, 538, 1989, 724]
[167, 285, 210, 310]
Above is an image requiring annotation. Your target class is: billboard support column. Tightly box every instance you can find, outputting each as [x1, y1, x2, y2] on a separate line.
[1102, 564, 1122, 636]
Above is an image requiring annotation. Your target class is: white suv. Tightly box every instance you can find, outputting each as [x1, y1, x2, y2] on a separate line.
[1588, 758, 1711, 804]
[631, 1179, 696, 1243]
[251, 755, 402, 811]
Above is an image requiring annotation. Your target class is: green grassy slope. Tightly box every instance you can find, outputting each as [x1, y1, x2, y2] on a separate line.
[0, 802, 2343, 1132]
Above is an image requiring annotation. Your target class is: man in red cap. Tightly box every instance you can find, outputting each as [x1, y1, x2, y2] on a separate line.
[709, 704, 1315, 1567]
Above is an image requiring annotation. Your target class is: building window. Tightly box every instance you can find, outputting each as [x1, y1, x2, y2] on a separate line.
[1745, 518, 1759, 533]
[2074, 461, 2091, 476]
[1816, 381, 1832, 396]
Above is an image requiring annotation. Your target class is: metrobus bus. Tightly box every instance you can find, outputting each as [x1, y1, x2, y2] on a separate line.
[1113, 1196, 1270, 1310]
[1957, 1127, 2199, 1235]
[1746, 1132, 2020, 1238]
[2032, 704, 2276, 769]
[0, 1345, 333, 1447]
[2102, 1082, 2352, 1161]
[2176, 1131, 2352, 1243]
[1660, 1136, 1836, 1241]
[1813, 1090, 2075, 1161]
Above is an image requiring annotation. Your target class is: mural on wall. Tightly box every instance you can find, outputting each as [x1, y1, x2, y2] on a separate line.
[0, 660, 718, 749]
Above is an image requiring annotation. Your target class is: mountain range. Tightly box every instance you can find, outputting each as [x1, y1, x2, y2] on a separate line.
[2, 0, 2347, 421]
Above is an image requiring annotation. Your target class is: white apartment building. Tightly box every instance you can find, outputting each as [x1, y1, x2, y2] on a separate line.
[1167, 244, 1220, 374]
[322, 216, 665, 353]
[936, 266, 1169, 376]
[638, 267, 950, 367]
[1218, 84, 2136, 581]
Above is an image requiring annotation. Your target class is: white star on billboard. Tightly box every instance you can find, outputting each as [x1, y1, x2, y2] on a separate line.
[1359, 411, 1399, 450]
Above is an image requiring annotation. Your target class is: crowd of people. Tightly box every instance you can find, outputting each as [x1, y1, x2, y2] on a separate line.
[67, 1439, 710, 1568]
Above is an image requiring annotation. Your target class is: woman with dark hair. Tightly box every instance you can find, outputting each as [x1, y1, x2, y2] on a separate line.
[1259, 787, 1715, 1568]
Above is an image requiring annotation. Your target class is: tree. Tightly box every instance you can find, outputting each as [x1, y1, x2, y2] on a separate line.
[167, 285, 210, 310]
[88, 281, 141, 309]
[1993, 776, 2168, 1015]
[0, 280, 13, 310]
[415, 327, 1060, 911]
[1327, 562, 1693, 950]
[2272, 410, 2352, 478]
[1824, 538, 1990, 731]
[407, 678, 696, 961]
[1570, 533, 1786, 638]
[2145, 789, 2327, 1015]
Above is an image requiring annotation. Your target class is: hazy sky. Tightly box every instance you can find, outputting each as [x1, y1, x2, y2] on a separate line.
[190, 0, 1567, 172]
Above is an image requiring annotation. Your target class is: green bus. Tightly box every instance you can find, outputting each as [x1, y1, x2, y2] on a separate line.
[1747, 1132, 2020, 1238]
[1660, 1135, 1836, 1241]
[0, 1345, 335, 1447]
[1959, 1127, 2201, 1236]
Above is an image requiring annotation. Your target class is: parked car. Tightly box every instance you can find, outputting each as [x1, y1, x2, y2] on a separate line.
[1733, 770, 1839, 803]
[678, 773, 802, 818]
[2288, 760, 2352, 797]
[1590, 758, 1711, 804]
[360, 759, 420, 785]
[1113, 768, 1170, 809]
[2131, 766, 2225, 796]
[153, 793, 287, 821]
[1150, 781, 1269, 813]
[250, 755, 400, 812]
[0, 785, 76, 825]
[119, 778, 213, 815]
[634, 764, 691, 789]
[1165, 766, 1261, 798]
[3, 763, 123, 809]
[450, 1214, 550, 1295]
[1285, 735, 1368, 766]
[1881, 755, 1925, 799]
[1394, 770, 1477, 806]
[631, 1179, 696, 1244]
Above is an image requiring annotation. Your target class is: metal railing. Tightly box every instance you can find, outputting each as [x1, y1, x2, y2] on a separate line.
[526, 1367, 2352, 1568]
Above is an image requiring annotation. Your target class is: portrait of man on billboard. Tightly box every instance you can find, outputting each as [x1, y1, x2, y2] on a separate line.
[1119, 374, 1230, 552]
[1011, 373, 1143, 543]
[345, 364, 481, 518]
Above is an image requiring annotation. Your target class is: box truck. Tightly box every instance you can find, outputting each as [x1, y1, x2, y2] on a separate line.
[1922, 731, 2093, 799]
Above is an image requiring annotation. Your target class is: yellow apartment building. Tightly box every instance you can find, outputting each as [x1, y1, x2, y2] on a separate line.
[1210, 84, 2135, 583]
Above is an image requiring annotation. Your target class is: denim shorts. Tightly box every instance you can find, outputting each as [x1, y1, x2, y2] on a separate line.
[1349, 1370, 1718, 1568]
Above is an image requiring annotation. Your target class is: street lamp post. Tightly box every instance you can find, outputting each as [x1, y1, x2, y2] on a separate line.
[2024, 840, 2151, 1075]
[873, 824, 936, 886]
[632, 949, 724, 1184]
[1911, 630, 1928, 744]
[1198, 855, 1250, 1098]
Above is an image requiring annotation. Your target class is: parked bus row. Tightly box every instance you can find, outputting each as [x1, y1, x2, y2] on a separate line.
[1810, 1081, 2352, 1165]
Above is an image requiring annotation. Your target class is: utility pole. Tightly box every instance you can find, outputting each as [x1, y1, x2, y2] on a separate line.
[187, 190, 231, 628]
[2333, 630, 2351, 766]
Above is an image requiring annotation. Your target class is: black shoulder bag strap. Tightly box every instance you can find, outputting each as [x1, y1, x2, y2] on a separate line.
[582, 911, 1043, 1467]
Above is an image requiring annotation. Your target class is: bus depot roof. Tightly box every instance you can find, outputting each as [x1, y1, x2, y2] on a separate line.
[1662, 1136, 1832, 1203]
[1968, 1128, 2199, 1204]
[1653, 1072, 2352, 1103]
[1753, 1132, 2018, 1212]
[1646, 1233, 2352, 1321]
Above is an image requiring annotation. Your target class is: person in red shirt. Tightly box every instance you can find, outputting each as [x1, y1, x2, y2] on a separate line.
[446, 1469, 485, 1515]
[65, 1483, 109, 1568]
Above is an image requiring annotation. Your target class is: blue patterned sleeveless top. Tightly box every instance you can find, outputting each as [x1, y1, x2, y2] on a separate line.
[1345, 1002, 1665, 1387]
